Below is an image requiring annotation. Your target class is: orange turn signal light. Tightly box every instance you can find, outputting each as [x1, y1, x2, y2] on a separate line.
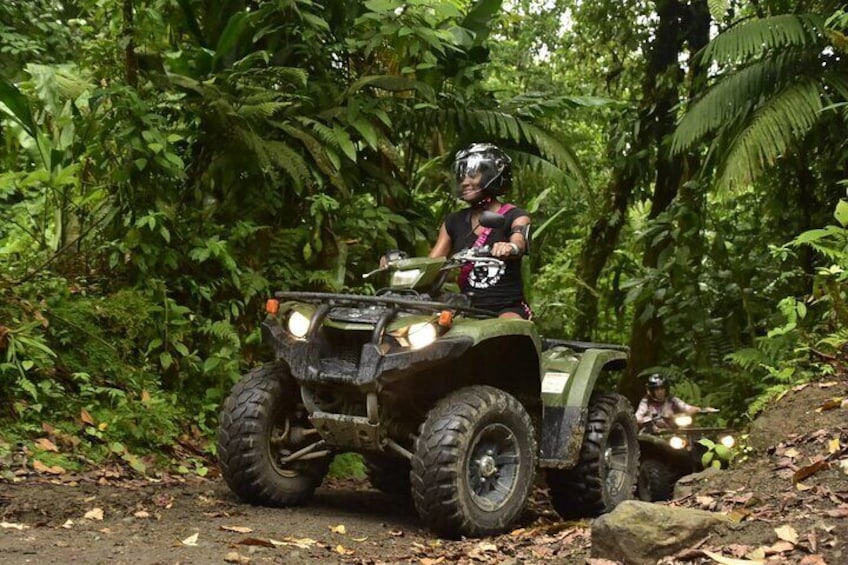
[438, 310, 453, 328]
[265, 298, 280, 315]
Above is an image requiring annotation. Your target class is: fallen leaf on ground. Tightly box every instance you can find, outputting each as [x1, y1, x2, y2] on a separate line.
[220, 525, 253, 533]
[793, 459, 829, 482]
[181, 532, 199, 546]
[32, 460, 65, 474]
[796, 482, 814, 491]
[764, 540, 795, 554]
[774, 525, 798, 544]
[420, 558, 445, 565]
[799, 555, 829, 565]
[329, 524, 346, 534]
[351, 536, 368, 542]
[134, 511, 150, 519]
[828, 438, 841, 454]
[588, 560, 620, 565]
[236, 538, 275, 548]
[389, 529, 404, 536]
[224, 552, 250, 564]
[83, 508, 104, 521]
[80, 408, 94, 425]
[335, 544, 354, 555]
[0, 522, 29, 530]
[703, 549, 765, 564]
[268, 537, 318, 549]
[818, 381, 838, 388]
[784, 448, 800, 459]
[697, 495, 716, 507]
[62, 519, 74, 529]
[816, 398, 844, 412]
[35, 438, 59, 452]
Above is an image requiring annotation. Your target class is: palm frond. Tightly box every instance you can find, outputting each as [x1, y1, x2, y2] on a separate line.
[673, 53, 815, 153]
[717, 78, 823, 188]
[437, 108, 586, 187]
[700, 14, 825, 65]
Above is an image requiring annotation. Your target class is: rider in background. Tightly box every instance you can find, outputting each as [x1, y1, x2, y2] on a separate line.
[635, 374, 713, 433]
[428, 143, 532, 319]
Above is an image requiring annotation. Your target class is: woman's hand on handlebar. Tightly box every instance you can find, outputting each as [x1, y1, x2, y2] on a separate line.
[491, 241, 519, 258]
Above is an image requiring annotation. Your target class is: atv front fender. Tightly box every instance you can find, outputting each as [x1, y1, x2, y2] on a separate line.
[538, 347, 628, 469]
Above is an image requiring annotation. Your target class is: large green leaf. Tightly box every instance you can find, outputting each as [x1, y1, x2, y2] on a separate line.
[0, 79, 37, 137]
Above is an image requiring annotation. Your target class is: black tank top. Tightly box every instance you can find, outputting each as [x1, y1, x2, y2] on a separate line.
[444, 205, 528, 309]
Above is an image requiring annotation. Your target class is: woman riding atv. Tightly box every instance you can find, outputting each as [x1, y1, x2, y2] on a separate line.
[427, 143, 532, 319]
[635, 374, 715, 433]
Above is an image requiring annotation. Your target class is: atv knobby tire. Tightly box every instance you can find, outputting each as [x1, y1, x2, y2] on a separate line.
[365, 455, 411, 496]
[547, 393, 639, 519]
[217, 362, 329, 506]
[637, 457, 676, 502]
[411, 385, 537, 539]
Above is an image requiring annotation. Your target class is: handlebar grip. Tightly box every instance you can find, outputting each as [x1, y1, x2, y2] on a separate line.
[474, 245, 492, 256]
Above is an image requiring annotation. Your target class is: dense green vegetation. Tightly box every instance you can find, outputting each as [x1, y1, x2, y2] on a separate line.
[2, 0, 847, 473]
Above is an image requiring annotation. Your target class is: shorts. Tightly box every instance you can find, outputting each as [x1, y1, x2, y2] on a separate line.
[482, 301, 533, 320]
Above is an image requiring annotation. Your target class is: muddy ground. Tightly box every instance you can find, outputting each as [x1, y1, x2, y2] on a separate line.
[1, 374, 847, 565]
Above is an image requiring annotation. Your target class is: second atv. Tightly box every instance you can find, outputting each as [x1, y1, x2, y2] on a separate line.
[637, 411, 736, 501]
[217, 212, 640, 538]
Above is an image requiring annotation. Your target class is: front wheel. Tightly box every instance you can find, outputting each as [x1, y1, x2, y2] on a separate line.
[637, 457, 676, 501]
[547, 393, 639, 519]
[217, 362, 330, 506]
[411, 386, 537, 538]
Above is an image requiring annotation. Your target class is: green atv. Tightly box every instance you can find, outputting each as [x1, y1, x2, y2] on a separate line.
[637, 410, 735, 502]
[217, 212, 640, 538]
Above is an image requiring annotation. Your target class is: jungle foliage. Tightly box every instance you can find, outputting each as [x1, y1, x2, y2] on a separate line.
[2, 0, 847, 473]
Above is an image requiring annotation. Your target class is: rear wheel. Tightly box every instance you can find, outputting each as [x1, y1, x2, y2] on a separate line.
[547, 393, 639, 519]
[411, 386, 537, 538]
[637, 458, 676, 501]
[217, 362, 330, 506]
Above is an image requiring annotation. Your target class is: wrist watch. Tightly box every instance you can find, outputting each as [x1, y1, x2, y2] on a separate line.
[508, 242, 520, 255]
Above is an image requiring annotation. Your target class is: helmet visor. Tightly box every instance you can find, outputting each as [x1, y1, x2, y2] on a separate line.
[454, 154, 501, 199]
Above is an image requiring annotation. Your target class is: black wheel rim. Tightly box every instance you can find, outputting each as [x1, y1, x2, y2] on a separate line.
[466, 423, 521, 511]
[603, 421, 632, 499]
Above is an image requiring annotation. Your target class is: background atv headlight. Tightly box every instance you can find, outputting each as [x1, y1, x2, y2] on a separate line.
[390, 268, 422, 287]
[407, 322, 437, 349]
[674, 415, 693, 427]
[287, 310, 311, 338]
[720, 435, 735, 448]
[669, 436, 687, 449]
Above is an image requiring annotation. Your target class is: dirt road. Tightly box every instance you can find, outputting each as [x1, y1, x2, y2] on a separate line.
[0, 474, 588, 564]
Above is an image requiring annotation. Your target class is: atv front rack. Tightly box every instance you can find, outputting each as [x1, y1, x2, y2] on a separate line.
[274, 291, 498, 319]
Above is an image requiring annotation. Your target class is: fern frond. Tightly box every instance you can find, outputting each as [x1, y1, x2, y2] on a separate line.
[707, 0, 728, 21]
[701, 14, 825, 65]
[262, 140, 311, 190]
[717, 78, 822, 188]
[239, 101, 292, 120]
[673, 54, 811, 153]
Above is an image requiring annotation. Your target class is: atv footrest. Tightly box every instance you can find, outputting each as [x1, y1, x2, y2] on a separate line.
[309, 411, 382, 451]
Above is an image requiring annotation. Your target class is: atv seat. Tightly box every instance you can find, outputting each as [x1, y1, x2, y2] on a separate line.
[541, 338, 629, 353]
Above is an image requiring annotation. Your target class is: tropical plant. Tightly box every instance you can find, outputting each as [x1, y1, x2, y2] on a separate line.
[673, 6, 848, 188]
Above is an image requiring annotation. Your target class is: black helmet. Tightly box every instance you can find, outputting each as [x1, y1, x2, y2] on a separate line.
[453, 143, 512, 202]
[646, 373, 669, 400]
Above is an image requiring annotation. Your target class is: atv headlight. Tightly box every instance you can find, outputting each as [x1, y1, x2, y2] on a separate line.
[407, 322, 437, 350]
[669, 436, 687, 450]
[287, 310, 311, 339]
[674, 415, 693, 427]
[390, 268, 423, 287]
[720, 435, 735, 448]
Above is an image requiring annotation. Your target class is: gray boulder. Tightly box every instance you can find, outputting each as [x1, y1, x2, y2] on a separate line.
[591, 500, 731, 565]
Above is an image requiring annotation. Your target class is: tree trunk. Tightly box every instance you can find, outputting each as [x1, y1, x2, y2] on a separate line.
[620, 0, 710, 403]
[123, 0, 138, 88]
